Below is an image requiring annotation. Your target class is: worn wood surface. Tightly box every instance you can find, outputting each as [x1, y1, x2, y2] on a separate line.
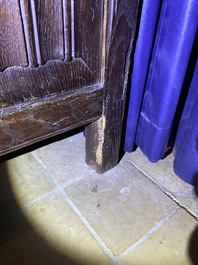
[0, 0, 74, 69]
[20, 0, 38, 66]
[86, 0, 139, 173]
[0, 0, 139, 174]
[63, 0, 72, 61]
[0, 0, 28, 71]
[0, 84, 103, 155]
[0, 59, 95, 108]
[74, 0, 103, 79]
[0, 0, 104, 158]
[35, 0, 65, 62]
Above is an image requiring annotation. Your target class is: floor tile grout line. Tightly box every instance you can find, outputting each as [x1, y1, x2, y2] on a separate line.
[124, 157, 198, 220]
[0, 189, 59, 225]
[117, 205, 181, 262]
[23, 188, 59, 211]
[61, 171, 95, 190]
[30, 151, 93, 189]
[31, 150, 116, 262]
[60, 190, 116, 261]
[30, 151, 63, 184]
[171, 191, 196, 198]
[30, 150, 188, 263]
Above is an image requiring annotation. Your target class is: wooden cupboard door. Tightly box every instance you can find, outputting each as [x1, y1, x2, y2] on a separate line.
[0, 0, 139, 173]
[0, 0, 104, 155]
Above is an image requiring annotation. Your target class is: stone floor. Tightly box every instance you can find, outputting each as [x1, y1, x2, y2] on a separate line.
[0, 130, 198, 265]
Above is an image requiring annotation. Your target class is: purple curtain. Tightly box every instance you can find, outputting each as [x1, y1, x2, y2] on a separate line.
[174, 59, 198, 186]
[124, 0, 198, 186]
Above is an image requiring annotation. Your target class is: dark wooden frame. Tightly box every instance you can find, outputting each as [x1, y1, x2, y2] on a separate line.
[0, 0, 139, 173]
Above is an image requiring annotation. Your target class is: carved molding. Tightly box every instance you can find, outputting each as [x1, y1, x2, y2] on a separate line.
[0, 0, 104, 107]
[0, 0, 74, 71]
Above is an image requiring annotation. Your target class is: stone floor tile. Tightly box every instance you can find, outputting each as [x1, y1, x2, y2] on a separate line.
[125, 149, 198, 216]
[0, 194, 110, 265]
[121, 209, 198, 265]
[66, 159, 176, 256]
[32, 132, 91, 184]
[125, 149, 193, 193]
[22, 194, 110, 265]
[178, 197, 198, 216]
[4, 153, 56, 208]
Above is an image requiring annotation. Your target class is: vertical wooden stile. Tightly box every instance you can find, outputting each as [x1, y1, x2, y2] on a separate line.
[62, 0, 72, 61]
[30, 0, 42, 65]
[19, 0, 37, 66]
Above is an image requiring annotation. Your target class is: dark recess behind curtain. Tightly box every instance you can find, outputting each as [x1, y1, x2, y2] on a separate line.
[124, 0, 198, 186]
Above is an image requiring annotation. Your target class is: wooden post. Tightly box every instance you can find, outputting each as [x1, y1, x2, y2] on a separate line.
[86, 0, 139, 173]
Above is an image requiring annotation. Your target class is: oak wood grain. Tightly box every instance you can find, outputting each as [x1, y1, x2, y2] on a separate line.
[0, 0, 139, 174]
[74, 0, 103, 80]
[86, 0, 139, 173]
[35, 0, 64, 63]
[0, 59, 95, 108]
[0, 84, 103, 155]
[63, 0, 72, 61]
[20, 0, 38, 66]
[0, 0, 27, 71]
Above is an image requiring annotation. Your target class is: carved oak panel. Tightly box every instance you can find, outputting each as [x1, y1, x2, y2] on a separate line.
[0, 0, 139, 173]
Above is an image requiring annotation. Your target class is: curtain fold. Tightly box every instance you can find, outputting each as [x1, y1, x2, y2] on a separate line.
[124, 0, 162, 152]
[174, 59, 198, 186]
[124, 0, 198, 186]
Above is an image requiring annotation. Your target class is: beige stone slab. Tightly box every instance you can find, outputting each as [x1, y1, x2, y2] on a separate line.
[16, 194, 110, 265]
[32, 132, 91, 184]
[125, 149, 193, 193]
[66, 159, 176, 256]
[0, 193, 110, 264]
[121, 209, 198, 265]
[5, 153, 56, 208]
[125, 149, 198, 216]
[178, 197, 198, 215]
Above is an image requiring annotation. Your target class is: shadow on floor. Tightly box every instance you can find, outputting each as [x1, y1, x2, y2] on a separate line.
[0, 160, 79, 265]
[188, 173, 198, 265]
[0, 128, 93, 265]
